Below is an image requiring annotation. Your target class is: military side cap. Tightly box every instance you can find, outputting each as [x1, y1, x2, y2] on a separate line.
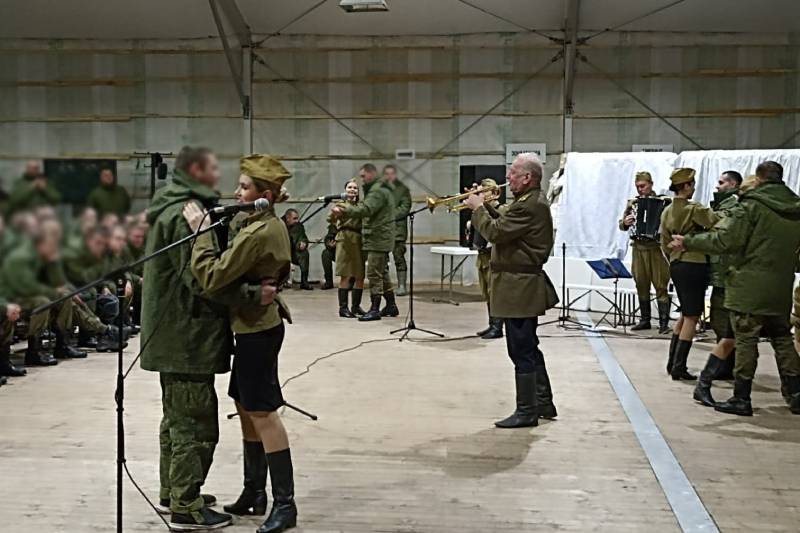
[635, 171, 652, 183]
[240, 154, 292, 186]
[480, 178, 498, 189]
[669, 167, 696, 186]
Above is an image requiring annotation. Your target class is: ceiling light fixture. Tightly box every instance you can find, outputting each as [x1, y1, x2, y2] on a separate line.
[339, 0, 389, 13]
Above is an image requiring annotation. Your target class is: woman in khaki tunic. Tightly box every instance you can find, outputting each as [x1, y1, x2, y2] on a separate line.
[330, 179, 366, 317]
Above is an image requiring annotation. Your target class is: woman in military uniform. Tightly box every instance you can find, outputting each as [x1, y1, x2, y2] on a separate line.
[659, 168, 720, 381]
[329, 179, 366, 317]
[183, 154, 298, 533]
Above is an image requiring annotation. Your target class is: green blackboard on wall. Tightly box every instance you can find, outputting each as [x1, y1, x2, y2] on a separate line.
[44, 159, 117, 207]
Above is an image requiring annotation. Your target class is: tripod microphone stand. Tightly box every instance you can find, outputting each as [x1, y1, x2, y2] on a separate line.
[390, 205, 444, 341]
[32, 215, 316, 533]
[539, 242, 592, 328]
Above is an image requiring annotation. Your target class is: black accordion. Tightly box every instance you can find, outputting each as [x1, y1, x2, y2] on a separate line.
[629, 197, 670, 242]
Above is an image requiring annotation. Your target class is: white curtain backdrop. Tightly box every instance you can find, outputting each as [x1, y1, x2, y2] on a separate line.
[555, 151, 677, 259]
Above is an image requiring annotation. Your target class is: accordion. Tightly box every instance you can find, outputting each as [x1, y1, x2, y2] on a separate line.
[629, 197, 670, 242]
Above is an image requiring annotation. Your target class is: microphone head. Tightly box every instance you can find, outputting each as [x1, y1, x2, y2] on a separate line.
[254, 198, 270, 211]
[339, 192, 348, 200]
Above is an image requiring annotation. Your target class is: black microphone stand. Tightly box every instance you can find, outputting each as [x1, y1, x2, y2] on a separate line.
[32, 215, 316, 533]
[390, 205, 444, 341]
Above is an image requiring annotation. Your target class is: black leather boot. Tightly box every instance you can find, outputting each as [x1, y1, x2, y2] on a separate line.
[657, 301, 671, 334]
[338, 289, 355, 318]
[77, 329, 98, 349]
[666, 334, 679, 375]
[299, 272, 312, 291]
[476, 304, 492, 336]
[715, 379, 753, 416]
[24, 336, 57, 366]
[631, 298, 651, 331]
[96, 327, 127, 353]
[358, 295, 382, 322]
[224, 441, 268, 515]
[714, 350, 735, 380]
[350, 288, 366, 316]
[534, 366, 557, 419]
[671, 340, 697, 381]
[785, 375, 800, 415]
[495, 373, 538, 428]
[258, 449, 297, 533]
[480, 318, 504, 339]
[693, 355, 722, 407]
[54, 331, 88, 359]
[0, 344, 26, 377]
[379, 291, 399, 317]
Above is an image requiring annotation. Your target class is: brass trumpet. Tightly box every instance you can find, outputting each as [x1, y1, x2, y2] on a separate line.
[426, 182, 509, 213]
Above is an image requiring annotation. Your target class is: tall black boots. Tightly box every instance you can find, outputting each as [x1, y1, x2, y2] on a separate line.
[359, 295, 383, 322]
[715, 379, 753, 416]
[351, 288, 366, 316]
[631, 298, 651, 331]
[671, 339, 697, 381]
[495, 373, 539, 428]
[657, 301, 671, 334]
[338, 289, 355, 318]
[535, 366, 557, 419]
[479, 318, 504, 339]
[0, 344, 26, 377]
[25, 336, 57, 366]
[787, 376, 800, 415]
[225, 441, 268, 516]
[258, 449, 297, 533]
[693, 355, 723, 407]
[54, 331, 87, 359]
[379, 291, 399, 317]
[666, 334, 679, 375]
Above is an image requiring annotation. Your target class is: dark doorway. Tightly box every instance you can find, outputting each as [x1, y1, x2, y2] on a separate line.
[45, 158, 117, 210]
[458, 165, 506, 247]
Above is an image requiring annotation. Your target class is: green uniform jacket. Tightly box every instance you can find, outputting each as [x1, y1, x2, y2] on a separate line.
[139, 172, 259, 375]
[6, 175, 61, 215]
[618, 194, 664, 250]
[0, 241, 60, 301]
[709, 189, 739, 288]
[86, 183, 131, 216]
[329, 200, 364, 277]
[343, 179, 395, 253]
[63, 241, 110, 292]
[391, 180, 411, 243]
[120, 244, 145, 281]
[286, 221, 309, 250]
[684, 182, 800, 316]
[471, 187, 558, 318]
[660, 197, 720, 263]
[191, 208, 292, 334]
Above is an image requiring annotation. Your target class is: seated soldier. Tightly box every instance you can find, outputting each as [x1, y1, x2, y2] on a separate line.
[105, 224, 137, 332]
[320, 220, 337, 290]
[282, 208, 312, 290]
[0, 298, 26, 378]
[66, 206, 98, 249]
[123, 222, 147, 325]
[86, 167, 131, 217]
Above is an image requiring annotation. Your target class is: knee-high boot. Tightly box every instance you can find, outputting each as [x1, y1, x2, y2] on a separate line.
[257, 449, 297, 533]
[495, 373, 538, 429]
[224, 441, 268, 515]
[693, 355, 723, 407]
[671, 339, 697, 381]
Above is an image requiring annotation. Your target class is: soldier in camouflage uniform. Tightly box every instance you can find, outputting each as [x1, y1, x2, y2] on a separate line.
[320, 221, 337, 291]
[619, 171, 672, 333]
[382, 165, 412, 296]
[86, 167, 131, 217]
[282, 209, 312, 290]
[5, 161, 62, 216]
[0, 299, 25, 378]
[673, 161, 800, 416]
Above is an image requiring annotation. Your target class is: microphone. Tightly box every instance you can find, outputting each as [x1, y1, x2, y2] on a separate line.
[210, 197, 270, 215]
[317, 193, 348, 203]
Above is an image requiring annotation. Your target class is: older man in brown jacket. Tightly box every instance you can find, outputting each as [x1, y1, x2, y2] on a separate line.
[464, 153, 559, 428]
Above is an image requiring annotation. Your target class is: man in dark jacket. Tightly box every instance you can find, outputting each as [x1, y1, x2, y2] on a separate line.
[671, 161, 800, 416]
[140, 146, 271, 530]
[86, 167, 132, 216]
[282, 208, 312, 290]
[464, 153, 559, 428]
[330, 163, 397, 321]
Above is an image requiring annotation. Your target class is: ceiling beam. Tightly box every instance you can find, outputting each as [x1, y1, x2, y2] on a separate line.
[208, 0, 252, 116]
[563, 0, 581, 115]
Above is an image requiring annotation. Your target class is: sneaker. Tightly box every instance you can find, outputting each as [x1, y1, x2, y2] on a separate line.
[157, 494, 217, 515]
[168, 507, 231, 531]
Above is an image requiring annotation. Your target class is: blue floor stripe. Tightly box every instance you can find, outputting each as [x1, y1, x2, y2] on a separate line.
[577, 312, 719, 533]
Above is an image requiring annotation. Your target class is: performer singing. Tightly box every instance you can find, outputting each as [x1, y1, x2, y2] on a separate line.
[659, 168, 719, 381]
[467, 178, 504, 339]
[619, 171, 672, 333]
[670, 161, 800, 416]
[183, 154, 298, 533]
[329, 179, 366, 318]
[464, 153, 559, 428]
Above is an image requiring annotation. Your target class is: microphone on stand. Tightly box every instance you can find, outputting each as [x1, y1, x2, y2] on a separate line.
[210, 197, 270, 216]
[317, 193, 347, 204]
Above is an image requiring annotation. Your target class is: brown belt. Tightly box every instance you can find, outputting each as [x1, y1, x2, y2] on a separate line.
[490, 263, 543, 274]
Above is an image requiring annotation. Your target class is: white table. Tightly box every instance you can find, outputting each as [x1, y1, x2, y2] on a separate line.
[430, 246, 478, 305]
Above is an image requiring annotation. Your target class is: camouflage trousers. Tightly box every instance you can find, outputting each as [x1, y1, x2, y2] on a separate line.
[730, 312, 800, 381]
[291, 248, 310, 280]
[391, 241, 407, 273]
[18, 296, 74, 338]
[159, 373, 219, 513]
[709, 287, 734, 340]
[631, 245, 670, 303]
[366, 251, 393, 297]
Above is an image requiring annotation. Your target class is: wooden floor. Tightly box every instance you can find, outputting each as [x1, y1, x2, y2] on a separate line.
[1, 290, 798, 532]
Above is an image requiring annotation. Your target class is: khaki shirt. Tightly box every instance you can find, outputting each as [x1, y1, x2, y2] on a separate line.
[660, 197, 720, 263]
[191, 208, 292, 334]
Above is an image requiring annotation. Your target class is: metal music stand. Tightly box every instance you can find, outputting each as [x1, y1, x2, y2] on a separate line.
[586, 258, 633, 330]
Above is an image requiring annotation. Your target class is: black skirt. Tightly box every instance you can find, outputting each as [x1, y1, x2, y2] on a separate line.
[670, 261, 709, 317]
[229, 323, 286, 412]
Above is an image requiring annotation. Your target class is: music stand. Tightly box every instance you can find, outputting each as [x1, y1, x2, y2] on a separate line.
[586, 258, 633, 330]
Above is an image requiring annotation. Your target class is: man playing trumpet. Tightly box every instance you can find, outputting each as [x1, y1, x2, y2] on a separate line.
[463, 153, 559, 428]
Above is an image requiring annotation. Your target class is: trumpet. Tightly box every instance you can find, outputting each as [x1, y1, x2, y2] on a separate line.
[426, 182, 509, 213]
